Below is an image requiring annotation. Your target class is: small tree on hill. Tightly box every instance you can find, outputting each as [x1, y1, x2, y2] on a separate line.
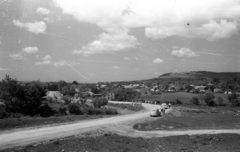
[204, 93, 216, 106]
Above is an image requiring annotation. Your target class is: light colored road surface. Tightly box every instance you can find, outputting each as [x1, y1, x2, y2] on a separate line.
[0, 101, 240, 150]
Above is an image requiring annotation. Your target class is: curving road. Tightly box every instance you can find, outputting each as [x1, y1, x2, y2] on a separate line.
[0, 101, 240, 150]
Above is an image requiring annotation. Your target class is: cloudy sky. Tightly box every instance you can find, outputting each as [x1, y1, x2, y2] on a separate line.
[0, 0, 240, 82]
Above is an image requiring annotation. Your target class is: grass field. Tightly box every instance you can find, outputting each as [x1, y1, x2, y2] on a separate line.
[2, 132, 240, 152]
[140, 92, 229, 105]
[133, 106, 240, 131]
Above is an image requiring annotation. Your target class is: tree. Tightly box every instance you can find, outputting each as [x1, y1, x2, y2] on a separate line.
[217, 96, 225, 106]
[0, 75, 47, 116]
[68, 103, 82, 115]
[228, 93, 240, 106]
[189, 97, 200, 105]
[114, 88, 140, 101]
[72, 81, 78, 85]
[204, 93, 216, 106]
[92, 97, 108, 108]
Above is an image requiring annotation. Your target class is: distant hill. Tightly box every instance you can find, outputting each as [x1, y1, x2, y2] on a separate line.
[159, 71, 240, 80]
[138, 71, 240, 86]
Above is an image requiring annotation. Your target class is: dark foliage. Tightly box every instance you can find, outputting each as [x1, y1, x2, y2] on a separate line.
[217, 96, 226, 106]
[228, 93, 240, 106]
[114, 88, 140, 101]
[68, 103, 82, 115]
[38, 103, 55, 117]
[92, 97, 108, 108]
[189, 97, 200, 105]
[0, 75, 47, 117]
[176, 99, 182, 104]
[204, 93, 216, 106]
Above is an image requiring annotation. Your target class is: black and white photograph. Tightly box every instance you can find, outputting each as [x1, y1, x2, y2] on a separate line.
[0, 0, 240, 151]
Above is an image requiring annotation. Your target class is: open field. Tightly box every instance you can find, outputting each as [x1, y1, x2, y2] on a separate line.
[134, 106, 240, 131]
[2, 132, 240, 152]
[141, 92, 229, 104]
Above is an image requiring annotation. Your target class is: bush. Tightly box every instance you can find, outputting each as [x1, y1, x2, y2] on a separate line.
[217, 96, 226, 106]
[228, 93, 240, 106]
[190, 97, 200, 105]
[0, 111, 8, 119]
[63, 96, 71, 105]
[176, 99, 182, 105]
[38, 103, 55, 117]
[105, 108, 118, 114]
[59, 106, 67, 115]
[92, 97, 108, 108]
[204, 93, 216, 106]
[68, 103, 82, 115]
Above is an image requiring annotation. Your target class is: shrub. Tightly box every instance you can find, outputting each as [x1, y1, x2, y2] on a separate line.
[176, 99, 182, 105]
[38, 103, 55, 117]
[217, 96, 226, 106]
[228, 93, 240, 106]
[63, 96, 71, 105]
[105, 108, 118, 114]
[204, 93, 216, 106]
[0, 111, 8, 119]
[59, 106, 67, 115]
[68, 103, 82, 115]
[190, 97, 200, 105]
[92, 97, 108, 108]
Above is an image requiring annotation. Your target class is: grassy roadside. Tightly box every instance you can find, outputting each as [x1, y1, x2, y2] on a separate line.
[107, 103, 144, 112]
[0, 103, 142, 131]
[1, 131, 240, 152]
[133, 106, 240, 131]
[141, 92, 229, 104]
[0, 115, 111, 131]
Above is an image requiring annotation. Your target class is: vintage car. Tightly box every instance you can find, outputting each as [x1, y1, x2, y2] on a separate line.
[150, 109, 161, 117]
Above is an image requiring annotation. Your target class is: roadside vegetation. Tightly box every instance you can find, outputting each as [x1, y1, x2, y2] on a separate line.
[107, 103, 144, 112]
[133, 106, 240, 131]
[2, 132, 240, 152]
[0, 76, 119, 130]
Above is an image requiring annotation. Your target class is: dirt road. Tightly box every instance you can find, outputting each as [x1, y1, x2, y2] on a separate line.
[0, 102, 240, 150]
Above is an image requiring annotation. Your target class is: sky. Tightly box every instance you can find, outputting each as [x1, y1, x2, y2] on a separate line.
[0, 0, 240, 83]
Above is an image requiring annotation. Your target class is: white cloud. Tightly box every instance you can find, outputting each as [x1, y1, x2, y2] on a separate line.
[13, 20, 47, 34]
[0, 68, 10, 71]
[123, 57, 131, 60]
[9, 53, 24, 60]
[35, 60, 52, 65]
[123, 57, 139, 60]
[172, 48, 198, 57]
[23, 47, 39, 54]
[35, 55, 52, 65]
[145, 19, 238, 41]
[42, 55, 52, 61]
[55, 0, 240, 41]
[153, 58, 164, 63]
[73, 28, 139, 56]
[53, 60, 80, 67]
[37, 7, 51, 15]
[113, 66, 120, 69]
